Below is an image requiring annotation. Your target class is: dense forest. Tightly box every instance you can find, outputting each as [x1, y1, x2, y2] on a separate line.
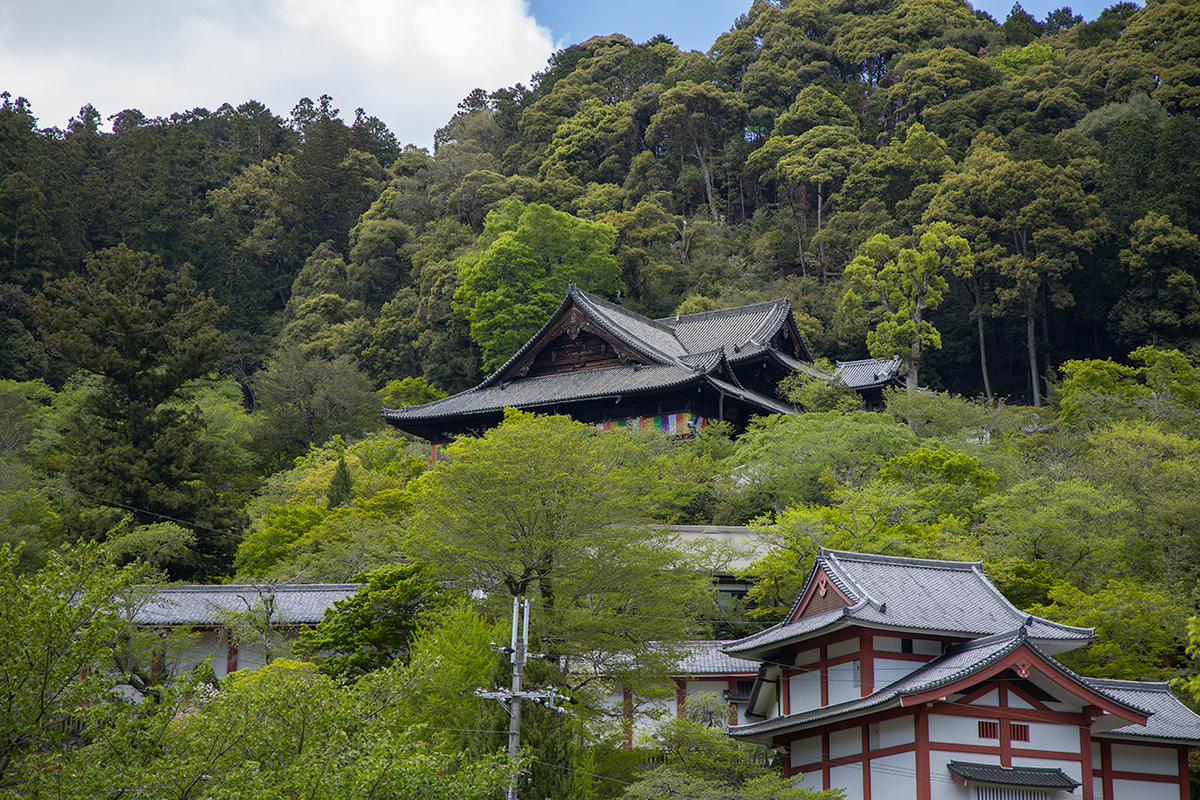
[3, 0, 1200, 795]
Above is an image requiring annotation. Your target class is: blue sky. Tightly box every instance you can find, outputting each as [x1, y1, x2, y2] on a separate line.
[526, 0, 1128, 54]
[0, 0, 1131, 149]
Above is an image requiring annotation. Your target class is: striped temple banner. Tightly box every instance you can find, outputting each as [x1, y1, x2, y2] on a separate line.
[594, 413, 707, 435]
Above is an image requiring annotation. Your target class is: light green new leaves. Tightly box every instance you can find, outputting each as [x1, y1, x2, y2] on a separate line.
[453, 200, 621, 371]
[842, 222, 973, 388]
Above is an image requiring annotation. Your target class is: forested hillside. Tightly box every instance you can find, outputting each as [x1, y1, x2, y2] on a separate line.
[2, 0, 1200, 794]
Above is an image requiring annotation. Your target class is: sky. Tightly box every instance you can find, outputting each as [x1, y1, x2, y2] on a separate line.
[0, 0, 1126, 150]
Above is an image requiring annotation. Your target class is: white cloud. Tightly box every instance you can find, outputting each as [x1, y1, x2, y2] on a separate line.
[0, 0, 555, 147]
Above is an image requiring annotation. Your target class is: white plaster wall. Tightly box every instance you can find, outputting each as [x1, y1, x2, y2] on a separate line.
[875, 636, 904, 652]
[791, 670, 821, 711]
[1012, 754, 1082, 784]
[685, 680, 727, 698]
[914, 639, 942, 656]
[831, 726, 862, 758]
[929, 712, 986, 744]
[829, 639, 859, 659]
[1111, 743, 1178, 776]
[790, 767, 822, 793]
[1112, 778, 1181, 800]
[931, 750, 996, 800]
[870, 752, 918, 800]
[795, 648, 819, 666]
[831, 763, 863, 800]
[971, 688, 1000, 706]
[790, 735, 823, 768]
[874, 658, 923, 686]
[875, 716, 915, 748]
[828, 661, 859, 705]
[1008, 692, 1035, 710]
[1013, 720, 1078, 753]
[174, 631, 225, 678]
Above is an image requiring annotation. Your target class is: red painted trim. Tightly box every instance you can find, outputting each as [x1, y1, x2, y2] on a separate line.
[788, 566, 853, 622]
[1005, 680, 1053, 713]
[901, 645, 1149, 726]
[1080, 712, 1094, 800]
[792, 740, 917, 774]
[916, 708, 931, 800]
[871, 651, 940, 663]
[676, 679, 686, 717]
[1101, 740, 1114, 800]
[1109, 769, 1185, 784]
[226, 643, 238, 675]
[927, 741, 1082, 761]
[1180, 746, 1191, 800]
[820, 646, 829, 707]
[999, 683, 1011, 768]
[932, 701, 1087, 726]
[860, 633, 874, 696]
[782, 669, 791, 716]
[861, 724, 872, 799]
[821, 732, 831, 789]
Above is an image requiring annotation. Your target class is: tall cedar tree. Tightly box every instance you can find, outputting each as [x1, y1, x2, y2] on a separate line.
[38, 244, 243, 578]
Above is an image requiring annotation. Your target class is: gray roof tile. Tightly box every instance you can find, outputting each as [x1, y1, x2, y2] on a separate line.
[834, 356, 903, 389]
[133, 584, 360, 626]
[659, 299, 792, 359]
[1087, 678, 1200, 742]
[947, 761, 1079, 789]
[672, 641, 760, 676]
[725, 550, 1092, 659]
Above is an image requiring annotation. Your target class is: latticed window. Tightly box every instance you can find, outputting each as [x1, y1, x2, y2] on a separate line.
[975, 788, 1047, 800]
[978, 720, 999, 739]
[1010, 723, 1030, 742]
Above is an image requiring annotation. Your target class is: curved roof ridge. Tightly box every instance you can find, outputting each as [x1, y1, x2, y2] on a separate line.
[818, 548, 983, 571]
[819, 549, 882, 609]
[656, 296, 791, 327]
[969, 562, 1095, 639]
[570, 287, 688, 365]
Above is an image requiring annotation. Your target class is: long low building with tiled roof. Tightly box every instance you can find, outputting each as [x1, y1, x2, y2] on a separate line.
[722, 549, 1200, 800]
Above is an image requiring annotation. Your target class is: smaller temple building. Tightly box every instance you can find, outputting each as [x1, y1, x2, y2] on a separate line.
[723, 549, 1200, 800]
[383, 285, 903, 455]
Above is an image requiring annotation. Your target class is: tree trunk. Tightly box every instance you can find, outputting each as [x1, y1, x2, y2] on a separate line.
[1026, 299, 1041, 407]
[787, 187, 807, 277]
[816, 181, 826, 281]
[694, 140, 719, 224]
[968, 277, 993, 402]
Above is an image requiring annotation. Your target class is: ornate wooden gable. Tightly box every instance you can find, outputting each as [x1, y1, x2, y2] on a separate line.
[489, 301, 654, 384]
[789, 566, 852, 621]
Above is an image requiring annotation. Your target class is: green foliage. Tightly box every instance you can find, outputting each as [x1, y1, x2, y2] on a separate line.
[842, 222, 973, 388]
[26, 658, 515, 800]
[297, 563, 458, 680]
[989, 43, 1058, 75]
[453, 200, 622, 370]
[777, 359, 862, 413]
[730, 411, 920, 513]
[1030, 580, 1187, 679]
[326, 456, 354, 508]
[622, 709, 836, 799]
[407, 410, 714, 682]
[0, 543, 147, 791]
[382, 375, 447, 408]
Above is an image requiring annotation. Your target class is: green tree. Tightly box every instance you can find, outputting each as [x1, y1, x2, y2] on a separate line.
[842, 222, 974, 389]
[645, 81, 749, 223]
[453, 200, 622, 370]
[406, 410, 714, 683]
[296, 563, 457, 680]
[0, 543, 146, 792]
[1109, 212, 1200, 349]
[38, 245, 241, 577]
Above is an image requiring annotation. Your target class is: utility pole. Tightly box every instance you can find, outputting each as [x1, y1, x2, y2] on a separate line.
[506, 597, 528, 800]
[475, 597, 571, 800]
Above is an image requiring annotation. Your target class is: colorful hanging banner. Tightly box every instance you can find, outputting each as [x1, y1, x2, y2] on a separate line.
[594, 412, 707, 435]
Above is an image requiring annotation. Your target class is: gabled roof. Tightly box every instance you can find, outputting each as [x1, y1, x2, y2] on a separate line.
[383, 285, 804, 428]
[728, 628, 1149, 743]
[132, 584, 360, 626]
[834, 356, 904, 390]
[724, 550, 1093, 661]
[1087, 678, 1200, 743]
[671, 641, 760, 677]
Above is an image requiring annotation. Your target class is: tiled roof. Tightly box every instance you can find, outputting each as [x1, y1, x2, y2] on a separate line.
[658, 299, 797, 360]
[133, 584, 360, 626]
[947, 761, 1079, 789]
[1087, 678, 1200, 742]
[725, 550, 1092, 660]
[671, 641, 760, 676]
[384, 363, 707, 422]
[730, 629, 1152, 742]
[834, 356, 903, 389]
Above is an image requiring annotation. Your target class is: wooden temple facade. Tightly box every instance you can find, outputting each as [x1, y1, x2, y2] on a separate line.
[383, 285, 900, 452]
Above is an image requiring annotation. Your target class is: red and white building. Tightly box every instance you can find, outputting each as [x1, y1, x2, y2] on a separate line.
[724, 549, 1200, 800]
